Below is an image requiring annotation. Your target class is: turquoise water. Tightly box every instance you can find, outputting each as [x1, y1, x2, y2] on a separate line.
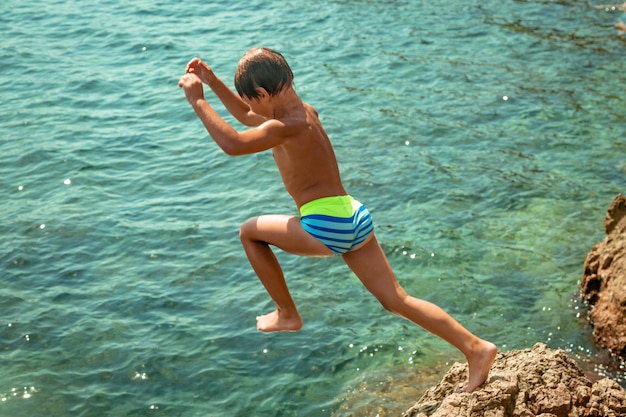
[2, 0, 625, 416]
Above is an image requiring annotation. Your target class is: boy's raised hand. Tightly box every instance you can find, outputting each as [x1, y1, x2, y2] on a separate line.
[185, 58, 215, 85]
[178, 72, 204, 104]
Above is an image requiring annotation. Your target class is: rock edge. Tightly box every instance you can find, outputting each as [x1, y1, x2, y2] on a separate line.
[402, 343, 626, 417]
[581, 193, 626, 356]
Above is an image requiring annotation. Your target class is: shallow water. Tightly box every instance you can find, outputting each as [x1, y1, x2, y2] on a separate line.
[1, 0, 625, 416]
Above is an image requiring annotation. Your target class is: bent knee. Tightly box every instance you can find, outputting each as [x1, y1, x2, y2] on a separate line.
[376, 292, 408, 316]
[239, 217, 260, 242]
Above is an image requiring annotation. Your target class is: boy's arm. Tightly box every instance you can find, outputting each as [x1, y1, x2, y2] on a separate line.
[186, 58, 266, 127]
[179, 73, 290, 156]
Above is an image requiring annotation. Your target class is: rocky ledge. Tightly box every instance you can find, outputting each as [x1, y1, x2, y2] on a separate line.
[581, 193, 626, 356]
[402, 343, 626, 417]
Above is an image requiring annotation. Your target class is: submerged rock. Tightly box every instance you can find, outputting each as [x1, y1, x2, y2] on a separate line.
[402, 343, 626, 417]
[581, 194, 626, 357]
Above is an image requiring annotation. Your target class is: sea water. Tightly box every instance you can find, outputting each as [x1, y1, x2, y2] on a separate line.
[1, 0, 625, 416]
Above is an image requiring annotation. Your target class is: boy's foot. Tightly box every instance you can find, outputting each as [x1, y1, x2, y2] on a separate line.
[256, 309, 303, 332]
[464, 341, 498, 392]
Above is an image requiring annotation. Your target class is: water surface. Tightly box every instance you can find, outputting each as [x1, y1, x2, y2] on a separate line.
[1, 0, 625, 416]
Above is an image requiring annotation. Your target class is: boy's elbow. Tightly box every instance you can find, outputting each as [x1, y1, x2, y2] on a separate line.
[211, 131, 245, 156]
[236, 115, 258, 127]
[222, 147, 243, 156]
[220, 141, 246, 156]
[242, 112, 266, 127]
[220, 143, 238, 156]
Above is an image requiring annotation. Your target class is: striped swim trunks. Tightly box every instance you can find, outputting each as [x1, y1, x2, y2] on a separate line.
[299, 195, 374, 255]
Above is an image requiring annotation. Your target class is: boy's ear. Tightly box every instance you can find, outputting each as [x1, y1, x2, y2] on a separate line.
[255, 87, 269, 100]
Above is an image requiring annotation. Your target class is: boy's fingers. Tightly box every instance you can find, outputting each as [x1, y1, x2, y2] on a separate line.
[181, 73, 201, 85]
[185, 58, 199, 72]
[178, 73, 193, 88]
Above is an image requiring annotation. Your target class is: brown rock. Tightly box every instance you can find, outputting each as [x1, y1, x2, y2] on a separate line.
[402, 343, 626, 417]
[581, 194, 626, 357]
[604, 194, 626, 235]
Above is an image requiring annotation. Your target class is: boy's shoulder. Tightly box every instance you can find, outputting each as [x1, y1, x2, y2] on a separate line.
[274, 102, 318, 126]
[304, 102, 319, 117]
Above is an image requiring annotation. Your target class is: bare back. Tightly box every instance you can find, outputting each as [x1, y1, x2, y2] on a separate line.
[271, 103, 347, 208]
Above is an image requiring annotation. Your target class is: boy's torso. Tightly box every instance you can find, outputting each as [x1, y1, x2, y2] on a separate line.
[272, 104, 347, 208]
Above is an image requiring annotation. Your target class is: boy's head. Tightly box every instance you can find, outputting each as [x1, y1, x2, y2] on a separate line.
[235, 48, 294, 100]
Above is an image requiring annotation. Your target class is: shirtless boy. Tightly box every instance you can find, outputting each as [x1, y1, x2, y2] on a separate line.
[178, 47, 496, 392]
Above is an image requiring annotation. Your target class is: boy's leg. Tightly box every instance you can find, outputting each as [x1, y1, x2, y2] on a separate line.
[239, 214, 333, 332]
[341, 234, 497, 392]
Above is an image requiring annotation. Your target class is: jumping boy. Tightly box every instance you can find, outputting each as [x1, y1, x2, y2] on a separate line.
[178, 47, 497, 392]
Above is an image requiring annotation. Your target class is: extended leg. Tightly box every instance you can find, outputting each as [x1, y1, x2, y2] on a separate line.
[239, 214, 333, 332]
[342, 234, 497, 392]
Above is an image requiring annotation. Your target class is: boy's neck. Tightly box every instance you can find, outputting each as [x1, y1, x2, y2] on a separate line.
[269, 87, 303, 119]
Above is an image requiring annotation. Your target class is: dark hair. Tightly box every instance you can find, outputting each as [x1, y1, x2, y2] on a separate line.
[234, 48, 294, 99]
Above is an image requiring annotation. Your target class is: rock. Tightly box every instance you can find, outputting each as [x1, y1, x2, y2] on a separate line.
[581, 194, 626, 357]
[402, 343, 626, 417]
[603, 194, 626, 235]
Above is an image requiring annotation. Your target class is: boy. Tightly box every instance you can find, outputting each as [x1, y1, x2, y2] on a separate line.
[178, 47, 496, 392]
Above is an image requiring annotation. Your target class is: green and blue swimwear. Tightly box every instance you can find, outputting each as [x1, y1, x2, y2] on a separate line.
[299, 195, 374, 255]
